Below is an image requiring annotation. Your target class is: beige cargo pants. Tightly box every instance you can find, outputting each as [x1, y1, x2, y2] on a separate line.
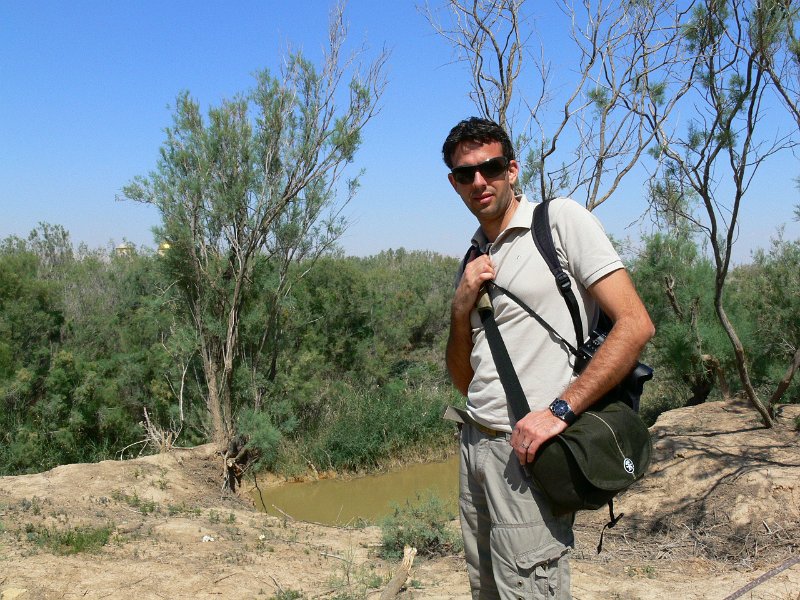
[459, 423, 574, 599]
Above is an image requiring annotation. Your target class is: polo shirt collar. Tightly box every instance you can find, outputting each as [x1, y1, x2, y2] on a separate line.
[470, 194, 533, 252]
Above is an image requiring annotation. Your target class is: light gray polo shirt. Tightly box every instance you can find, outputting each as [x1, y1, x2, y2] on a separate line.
[463, 196, 624, 432]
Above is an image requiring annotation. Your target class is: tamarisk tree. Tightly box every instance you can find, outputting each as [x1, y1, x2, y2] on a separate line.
[649, 0, 800, 426]
[123, 6, 387, 447]
[424, 0, 689, 209]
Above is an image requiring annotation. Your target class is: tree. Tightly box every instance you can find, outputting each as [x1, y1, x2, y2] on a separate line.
[744, 0, 800, 128]
[633, 224, 733, 407]
[737, 235, 800, 405]
[649, 0, 800, 426]
[424, 0, 691, 209]
[421, 0, 527, 135]
[123, 5, 388, 448]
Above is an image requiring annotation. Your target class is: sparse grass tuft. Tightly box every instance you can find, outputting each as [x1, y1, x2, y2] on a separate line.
[25, 523, 113, 555]
[18, 497, 44, 515]
[112, 490, 158, 515]
[167, 502, 201, 517]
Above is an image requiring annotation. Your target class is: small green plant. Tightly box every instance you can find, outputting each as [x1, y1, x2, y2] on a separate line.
[25, 523, 113, 555]
[155, 468, 168, 490]
[624, 565, 657, 579]
[324, 545, 384, 599]
[361, 572, 383, 589]
[112, 490, 157, 515]
[19, 497, 43, 516]
[167, 502, 201, 517]
[208, 509, 221, 524]
[380, 491, 462, 559]
[269, 590, 304, 600]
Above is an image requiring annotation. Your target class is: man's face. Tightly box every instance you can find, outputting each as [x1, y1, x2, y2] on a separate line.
[447, 140, 519, 237]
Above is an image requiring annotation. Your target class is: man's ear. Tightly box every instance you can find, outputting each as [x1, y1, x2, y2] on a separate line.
[507, 160, 520, 186]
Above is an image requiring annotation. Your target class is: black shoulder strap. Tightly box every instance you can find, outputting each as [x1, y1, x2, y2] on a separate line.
[531, 200, 585, 347]
[477, 294, 531, 423]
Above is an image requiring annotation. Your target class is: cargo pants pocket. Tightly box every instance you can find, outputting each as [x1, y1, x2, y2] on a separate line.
[516, 541, 570, 599]
[491, 524, 572, 600]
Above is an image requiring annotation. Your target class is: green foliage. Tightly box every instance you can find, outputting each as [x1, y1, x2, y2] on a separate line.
[306, 379, 454, 471]
[749, 0, 798, 58]
[0, 228, 200, 474]
[380, 492, 463, 559]
[237, 408, 283, 471]
[648, 81, 667, 106]
[0, 223, 459, 476]
[3, 210, 797, 479]
[124, 10, 385, 442]
[120, 11, 387, 445]
[734, 236, 800, 403]
[589, 86, 611, 110]
[683, 1, 730, 52]
[25, 523, 113, 555]
[112, 490, 158, 515]
[632, 229, 735, 408]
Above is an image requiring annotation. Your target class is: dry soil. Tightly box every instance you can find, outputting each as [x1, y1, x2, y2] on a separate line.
[1, 398, 798, 599]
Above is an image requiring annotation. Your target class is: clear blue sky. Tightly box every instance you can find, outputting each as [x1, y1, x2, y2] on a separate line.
[1, 1, 798, 261]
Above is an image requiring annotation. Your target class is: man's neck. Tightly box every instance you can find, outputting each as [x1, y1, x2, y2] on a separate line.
[480, 195, 520, 242]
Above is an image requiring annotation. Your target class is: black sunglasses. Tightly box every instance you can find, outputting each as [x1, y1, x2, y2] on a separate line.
[450, 156, 510, 185]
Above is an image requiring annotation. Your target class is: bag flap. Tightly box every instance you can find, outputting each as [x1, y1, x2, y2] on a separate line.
[558, 400, 652, 491]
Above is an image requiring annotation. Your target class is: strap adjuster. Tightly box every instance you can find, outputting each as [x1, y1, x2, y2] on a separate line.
[555, 271, 572, 293]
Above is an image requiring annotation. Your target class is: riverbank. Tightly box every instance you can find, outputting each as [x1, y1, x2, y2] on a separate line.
[1, 398, 798, 599]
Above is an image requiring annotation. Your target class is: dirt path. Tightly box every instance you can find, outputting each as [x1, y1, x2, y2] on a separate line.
[1, 399, 798, 599]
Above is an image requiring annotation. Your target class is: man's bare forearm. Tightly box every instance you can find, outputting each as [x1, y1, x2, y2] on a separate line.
[511, 268, 654, 463]
[560, 307, 654, 414]
[560, 269, 654, 414]
[446, 305, 474, 396]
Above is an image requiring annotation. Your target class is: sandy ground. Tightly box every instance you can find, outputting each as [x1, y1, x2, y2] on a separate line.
[0, 398, 798, 600]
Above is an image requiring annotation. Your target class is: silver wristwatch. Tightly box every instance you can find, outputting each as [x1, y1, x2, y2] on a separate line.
[549, 397, 576, 425]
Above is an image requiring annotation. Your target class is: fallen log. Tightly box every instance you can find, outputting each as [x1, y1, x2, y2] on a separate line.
[380, 545, 417, 599]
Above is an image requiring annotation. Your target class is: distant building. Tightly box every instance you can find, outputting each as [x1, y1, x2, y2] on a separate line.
[115, 242, 134, 257]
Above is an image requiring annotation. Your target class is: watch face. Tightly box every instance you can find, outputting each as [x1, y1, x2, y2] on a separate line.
[551, 399, 569, 417]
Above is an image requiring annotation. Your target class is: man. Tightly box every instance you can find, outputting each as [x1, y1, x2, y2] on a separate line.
[443, 117, 654, 599]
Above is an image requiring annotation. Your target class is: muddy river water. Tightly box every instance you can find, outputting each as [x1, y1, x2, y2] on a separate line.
[253, 455, 459, 525]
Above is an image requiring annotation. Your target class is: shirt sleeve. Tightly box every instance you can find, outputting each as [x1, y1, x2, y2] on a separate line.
[548, 198, 624, 288]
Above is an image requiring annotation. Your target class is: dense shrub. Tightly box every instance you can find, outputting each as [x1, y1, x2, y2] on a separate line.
[380, 492, 463, 559]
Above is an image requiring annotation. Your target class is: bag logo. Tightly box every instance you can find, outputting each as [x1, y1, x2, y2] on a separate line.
[623, 458, 635, 474]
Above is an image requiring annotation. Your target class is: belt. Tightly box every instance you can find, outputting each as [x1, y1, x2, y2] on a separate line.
[442, 405, 511, 439]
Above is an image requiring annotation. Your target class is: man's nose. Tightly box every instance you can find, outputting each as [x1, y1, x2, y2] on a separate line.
[471, 170, 487, 186]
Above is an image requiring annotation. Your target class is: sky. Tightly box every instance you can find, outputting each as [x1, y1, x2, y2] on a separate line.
[1, 1, 798, 262]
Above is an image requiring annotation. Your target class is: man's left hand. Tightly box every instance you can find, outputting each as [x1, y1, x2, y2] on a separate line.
[509, 409, 567, 464]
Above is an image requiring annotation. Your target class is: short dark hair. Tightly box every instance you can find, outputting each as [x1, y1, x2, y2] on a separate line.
[441, 117, 515, 169]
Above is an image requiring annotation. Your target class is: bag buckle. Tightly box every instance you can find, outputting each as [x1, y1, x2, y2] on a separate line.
[555, 271, 572, 294]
